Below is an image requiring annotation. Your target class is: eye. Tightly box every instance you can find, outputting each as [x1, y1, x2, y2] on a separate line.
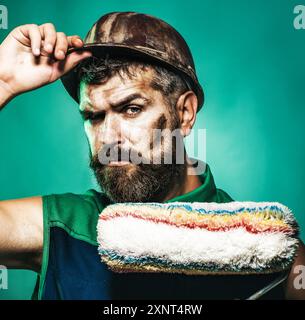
[123, 105, 141, 116]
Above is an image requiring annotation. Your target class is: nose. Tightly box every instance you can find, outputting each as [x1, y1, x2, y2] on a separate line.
[99, 113, 122, 146]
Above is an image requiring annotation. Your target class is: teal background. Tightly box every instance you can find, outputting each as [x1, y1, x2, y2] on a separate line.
[0, 0, 304, 299]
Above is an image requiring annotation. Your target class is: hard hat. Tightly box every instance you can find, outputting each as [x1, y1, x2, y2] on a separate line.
[61, 11, 204, 111]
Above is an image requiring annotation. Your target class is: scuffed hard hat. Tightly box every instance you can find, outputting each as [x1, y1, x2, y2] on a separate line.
[61, 11, 204, 112]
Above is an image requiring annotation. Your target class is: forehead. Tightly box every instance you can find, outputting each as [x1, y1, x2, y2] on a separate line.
[79, 67, 157, 110]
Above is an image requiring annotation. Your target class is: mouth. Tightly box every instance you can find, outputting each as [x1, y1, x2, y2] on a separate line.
[108, 161, 131, 166]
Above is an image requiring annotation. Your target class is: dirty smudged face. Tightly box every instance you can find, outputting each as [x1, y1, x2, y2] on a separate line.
[79, 68, 186, 203]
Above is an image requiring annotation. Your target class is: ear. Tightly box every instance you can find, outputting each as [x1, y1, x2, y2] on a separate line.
[176, 91, 198, 137]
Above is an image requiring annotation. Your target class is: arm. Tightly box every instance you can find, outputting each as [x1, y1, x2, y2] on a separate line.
[0, 197, 43, 272]
[0, 79, 14, 107]
[0, 23, 92, 271]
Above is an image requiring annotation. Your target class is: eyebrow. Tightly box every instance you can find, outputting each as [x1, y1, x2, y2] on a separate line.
[80, 93, 150, 115]
[109, 93, 151, 108]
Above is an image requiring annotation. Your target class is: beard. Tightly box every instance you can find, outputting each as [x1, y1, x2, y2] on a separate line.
[89, 132, 186, 203]
[90, 154, 185, 203]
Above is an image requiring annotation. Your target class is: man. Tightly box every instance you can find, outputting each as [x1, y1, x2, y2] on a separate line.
[0, 12, 304, 300]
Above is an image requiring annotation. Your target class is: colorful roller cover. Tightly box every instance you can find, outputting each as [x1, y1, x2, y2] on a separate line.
[97, 202, 300, 275]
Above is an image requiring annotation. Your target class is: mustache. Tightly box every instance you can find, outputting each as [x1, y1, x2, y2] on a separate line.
[92, 143, 151, 167]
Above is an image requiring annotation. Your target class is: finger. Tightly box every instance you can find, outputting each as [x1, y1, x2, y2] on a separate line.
[54, 51, 92, 79]
[19, 24, 41, 56]
[67, 35, 83, 48]
[39, 23, 57, 54]
[54, 32, 68, 60]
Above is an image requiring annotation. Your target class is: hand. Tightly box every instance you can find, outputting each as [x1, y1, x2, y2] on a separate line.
[0, 23, 92, 98]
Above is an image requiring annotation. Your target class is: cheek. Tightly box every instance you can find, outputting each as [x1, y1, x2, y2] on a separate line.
[127, 113, 171, 156]
[120, 120, 150, 148]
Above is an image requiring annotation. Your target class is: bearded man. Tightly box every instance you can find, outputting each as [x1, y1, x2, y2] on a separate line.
[0, 12, 304, 300]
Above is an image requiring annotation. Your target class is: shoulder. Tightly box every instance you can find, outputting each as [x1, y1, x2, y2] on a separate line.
[216, 188, 234, 203]
[42, 189, 111, 245]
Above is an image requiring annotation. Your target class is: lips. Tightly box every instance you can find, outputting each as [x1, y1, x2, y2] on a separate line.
[108, 161, 130, 166]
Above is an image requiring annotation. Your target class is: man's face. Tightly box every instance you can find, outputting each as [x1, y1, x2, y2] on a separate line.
[79, 67, 186, 203]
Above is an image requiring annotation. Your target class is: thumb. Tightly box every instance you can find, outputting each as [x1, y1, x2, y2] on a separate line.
[52, 50, 92, 80]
